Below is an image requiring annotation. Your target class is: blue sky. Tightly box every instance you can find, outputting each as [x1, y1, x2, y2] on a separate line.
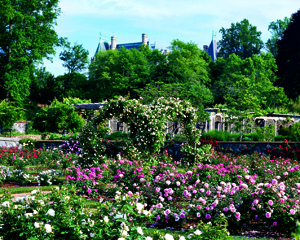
[43, 0, 300, 76]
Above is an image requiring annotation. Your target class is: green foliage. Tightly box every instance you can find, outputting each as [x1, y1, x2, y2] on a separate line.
[266, 16, 291, 57]
[201, 130, 233, 141]
[290, 122, 300, 141]
[78, 120, 110, 167]
[188, 216, 232, 240]
[276, 10, 300, 100]
[55, 73, 90, 100]
[29, 67, 60, 104]
[33, 99, 85, 133]
[0, 0, 60, 103]
[89, 47, 150, 102]
[137, 40, 213, 109]
[292, 221, 300, 240]
[59, 41, 89, 73]
[218, 19, 264, 59]
[105, 131, 129, 140]
[19, 138, 38, 150]
[0, 100, 22, 129]
[213, 53, 288, 109]
[255, 125, 275, 142]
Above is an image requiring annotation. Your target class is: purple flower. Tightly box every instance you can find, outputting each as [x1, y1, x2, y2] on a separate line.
[268, 200, 273, 206]
[266, 212, 271, 218]
[273, 222, 277, 226]
[164, 209, 171, 215]
[205, 214, 211, 219]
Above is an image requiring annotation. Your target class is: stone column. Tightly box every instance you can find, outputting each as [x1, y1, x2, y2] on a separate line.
[111, 36, 117, 50]
[142, 33, 148, 45]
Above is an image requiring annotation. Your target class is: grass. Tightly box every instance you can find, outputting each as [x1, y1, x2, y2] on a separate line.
[143, 228, 276, 239]
[0, 185, 56, 194]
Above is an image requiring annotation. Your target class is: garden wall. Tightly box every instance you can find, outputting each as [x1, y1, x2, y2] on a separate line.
[36, 140, 64, 149]
[0, 137, 22, 148]
[165, 141, 300, 160]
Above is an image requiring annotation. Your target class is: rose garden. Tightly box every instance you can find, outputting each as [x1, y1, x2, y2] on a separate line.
[0, 97, 300, 240]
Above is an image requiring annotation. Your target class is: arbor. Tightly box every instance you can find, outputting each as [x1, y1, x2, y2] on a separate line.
[0, 0, 60, 103]
[276, 10, 300, 100]
[266, 17, 291, 57]
[59, 41, 89, 73]
[218, 19, 264, 59]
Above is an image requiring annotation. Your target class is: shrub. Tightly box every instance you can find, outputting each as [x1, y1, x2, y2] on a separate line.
[33, 99, 84, 133]
[0, 100, 22, 129]
[19, 138, 38, 150]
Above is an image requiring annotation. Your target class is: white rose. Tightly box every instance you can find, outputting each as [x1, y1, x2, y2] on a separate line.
[104, 216, 109, 223]
[25, 213, 33, 218]
[120, 230, 128, 237]
[46, 209, 55, 217]
[145, 237, 153, 240]
[164, 234, 174, 240]
[137, 226, 143, 235]
[194, 229, 202, 235]
[136, 202, 144, 213]
[2, 201, 9, 208]
[44, 224, 52, 233]
[31, 190, 37, 195]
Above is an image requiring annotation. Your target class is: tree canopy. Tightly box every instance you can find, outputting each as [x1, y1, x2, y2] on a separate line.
[218, 19, 264, 59]
[266, 17, 291, 57]
[59, 41, 89, 73]
[276, 10, 300, 100]
[0, 0, 61, 103]
[211, 53, 288, 110]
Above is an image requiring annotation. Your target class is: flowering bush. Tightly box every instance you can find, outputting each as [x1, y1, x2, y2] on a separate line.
[0, 165, 9, 184]
[34, 170, 61, 186]
[66, 151, 300, 235]
[0, 186, 154, 240]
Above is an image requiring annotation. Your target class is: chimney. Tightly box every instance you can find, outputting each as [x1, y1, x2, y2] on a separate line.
[142, 33, 148, 45]
[111, 36, 117, 50]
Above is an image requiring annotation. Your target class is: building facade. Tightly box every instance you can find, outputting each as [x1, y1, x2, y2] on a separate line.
[91, 33, 156, 62]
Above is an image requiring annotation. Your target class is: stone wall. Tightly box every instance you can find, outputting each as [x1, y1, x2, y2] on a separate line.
[0, 137, 22, 148]
[12, 121, 30, 134]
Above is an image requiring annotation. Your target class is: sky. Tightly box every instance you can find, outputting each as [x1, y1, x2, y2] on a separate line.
[43, 0, 300, 76]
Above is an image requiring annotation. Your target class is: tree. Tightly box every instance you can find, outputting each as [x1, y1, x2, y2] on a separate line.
[55, 72, 90, 100]
[218, 19, 264, 59]
[164, 39, 212, 85]
[266, 17, 291, 57]
[137, 40, 213, 106]
[212, 53, 288, 109]
[59, 41, 89, 73]
[0, 0, 60, 103]
[29, 67, 62, 104]
[276, 10, 300, 100]
[89, 47, 150, 101]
